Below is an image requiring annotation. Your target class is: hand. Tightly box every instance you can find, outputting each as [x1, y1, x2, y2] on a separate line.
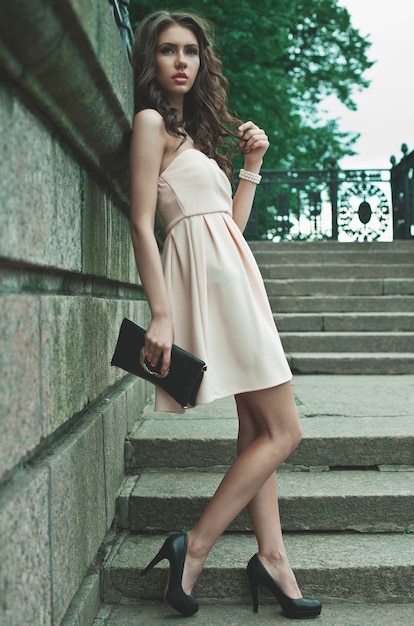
[144, 316, 173, 377]
[237, 121, 269, 164]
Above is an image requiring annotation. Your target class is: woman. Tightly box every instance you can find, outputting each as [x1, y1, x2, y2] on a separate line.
[130, 10, 322, 620]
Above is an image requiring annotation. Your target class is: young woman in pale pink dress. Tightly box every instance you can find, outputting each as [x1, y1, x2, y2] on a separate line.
[129, 10, 322, 620]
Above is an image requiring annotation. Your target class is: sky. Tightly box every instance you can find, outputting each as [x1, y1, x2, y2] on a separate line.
[320, 0, 414, 170]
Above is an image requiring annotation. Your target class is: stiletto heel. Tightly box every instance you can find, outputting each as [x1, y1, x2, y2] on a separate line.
[247, 554, 322, 619]
[248, 576, 259, 613]
[140, 544, 168, 576]
[140, 533, 199, 617]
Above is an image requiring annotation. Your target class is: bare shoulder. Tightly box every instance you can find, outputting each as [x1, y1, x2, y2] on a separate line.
[130, 109, 167, 178]
[133, 109, 166, 135]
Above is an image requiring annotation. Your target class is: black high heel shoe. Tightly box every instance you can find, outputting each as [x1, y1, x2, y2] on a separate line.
[140, 533, 199, 617]
[247, 554, 322, 619]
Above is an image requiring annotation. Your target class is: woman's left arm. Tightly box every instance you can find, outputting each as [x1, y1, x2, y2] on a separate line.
[232, 121, 269, 232]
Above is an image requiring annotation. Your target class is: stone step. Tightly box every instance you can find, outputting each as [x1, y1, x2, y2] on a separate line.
[95, 601, 414, 626]
[118, 469, 414, 534]
[254, 250, 414, 265]
[126, 410, 414, 470]
[249, 240, 414, 252]
[275, 312, 414, 332]
[102, 532, 414, 605]
[281, 331, 414, 352]
[269, 295, 414, 312]
[264, 278, 414, 296]
[288, 352, 414, 374]
[260, 263, 414, 279]
[125, 377, 414, 471]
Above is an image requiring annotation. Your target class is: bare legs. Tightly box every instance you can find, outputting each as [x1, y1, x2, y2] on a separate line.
[182, 381, 302, 596]
[236, 392, 302, 599]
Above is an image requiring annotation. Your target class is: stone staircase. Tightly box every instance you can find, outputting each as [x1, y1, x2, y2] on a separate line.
[97, 241, 414, 624]
[253, 240, 414, 374]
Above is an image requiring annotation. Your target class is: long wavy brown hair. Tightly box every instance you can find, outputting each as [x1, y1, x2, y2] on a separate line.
[132, 10, 242, 179]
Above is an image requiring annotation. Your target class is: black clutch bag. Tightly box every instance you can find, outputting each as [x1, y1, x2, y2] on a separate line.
[110, 318, 207, 408]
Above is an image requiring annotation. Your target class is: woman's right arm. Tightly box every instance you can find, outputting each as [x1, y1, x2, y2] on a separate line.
[129, 109, 173, 376]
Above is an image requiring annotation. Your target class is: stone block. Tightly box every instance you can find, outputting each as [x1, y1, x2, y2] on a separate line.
[101, 392, 127, 529]
[0, 467, 52, 625]
[0, 84, 82, 271]
[40, 295, 103, 433]
[82, 176, 108, 278]
[105, 195, 140, 284]
[38, 295, 150, 438]
[0, 295, 41, 480]
[41, 296, 111, 432]
[125, 377, 152, 435]
[47, 411, 106, 624]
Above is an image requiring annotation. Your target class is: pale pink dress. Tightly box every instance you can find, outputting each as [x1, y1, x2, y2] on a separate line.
[155, 149, 291, 413]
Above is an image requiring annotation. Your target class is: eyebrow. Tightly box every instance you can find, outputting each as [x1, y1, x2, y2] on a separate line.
[157, 42, 199, 48]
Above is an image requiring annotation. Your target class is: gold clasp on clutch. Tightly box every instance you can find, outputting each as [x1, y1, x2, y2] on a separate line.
[139, 347, 170, 379]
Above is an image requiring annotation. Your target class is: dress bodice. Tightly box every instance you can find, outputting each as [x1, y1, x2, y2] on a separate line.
[157, 149, 233, 234]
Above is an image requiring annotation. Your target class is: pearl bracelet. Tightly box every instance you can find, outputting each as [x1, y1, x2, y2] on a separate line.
[239, 168, 262, 184]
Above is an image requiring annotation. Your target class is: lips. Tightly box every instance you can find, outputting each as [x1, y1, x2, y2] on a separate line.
[172, 72, 189, 84]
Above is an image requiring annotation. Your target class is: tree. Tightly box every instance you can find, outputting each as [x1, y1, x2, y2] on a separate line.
[129, 0, 373, 169]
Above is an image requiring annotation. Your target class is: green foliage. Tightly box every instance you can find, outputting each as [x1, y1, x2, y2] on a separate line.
[129, 0, 373, 169]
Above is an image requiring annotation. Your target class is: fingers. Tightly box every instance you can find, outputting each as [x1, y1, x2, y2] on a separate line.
[145, 334, 172, 376]
[238, 121, 269, 155]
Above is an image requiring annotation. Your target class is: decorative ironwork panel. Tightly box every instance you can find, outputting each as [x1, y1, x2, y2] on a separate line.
[338, 174, 391, 241]
[245, 166, 392, 242]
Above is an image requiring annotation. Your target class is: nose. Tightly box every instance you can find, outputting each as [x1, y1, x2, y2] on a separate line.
[175, 51, 187, 68]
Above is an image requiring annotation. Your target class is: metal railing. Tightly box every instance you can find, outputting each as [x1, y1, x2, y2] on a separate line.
[243, 164, 393, 242]
[108, 0, 134, 61]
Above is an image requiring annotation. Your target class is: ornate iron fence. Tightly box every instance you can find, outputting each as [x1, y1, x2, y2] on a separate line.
[244, 162, 393, 242]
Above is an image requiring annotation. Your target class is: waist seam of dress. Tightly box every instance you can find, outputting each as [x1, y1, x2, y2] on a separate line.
[164, 209, 232, 235]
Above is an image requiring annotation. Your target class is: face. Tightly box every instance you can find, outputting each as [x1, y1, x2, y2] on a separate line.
[155, 24, 201, 105]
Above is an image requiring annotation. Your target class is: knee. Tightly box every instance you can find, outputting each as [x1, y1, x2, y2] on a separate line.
[278, 419, 302, 458]
[289, 422, 302, 454]
[262, 420, 302, 463]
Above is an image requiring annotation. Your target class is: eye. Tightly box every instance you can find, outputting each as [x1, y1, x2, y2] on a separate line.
[186, 47, 199, 56]
[159, 46, 174, 55]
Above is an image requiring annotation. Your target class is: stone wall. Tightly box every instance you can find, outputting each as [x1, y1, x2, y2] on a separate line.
[0, 1, 150, 624]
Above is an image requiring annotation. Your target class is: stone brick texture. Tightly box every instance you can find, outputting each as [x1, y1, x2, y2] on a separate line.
[0, 1, 148, 624]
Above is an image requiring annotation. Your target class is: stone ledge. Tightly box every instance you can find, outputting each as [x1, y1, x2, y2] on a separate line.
[0, 0, 133, 212]
[94, 602, 414, 626]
